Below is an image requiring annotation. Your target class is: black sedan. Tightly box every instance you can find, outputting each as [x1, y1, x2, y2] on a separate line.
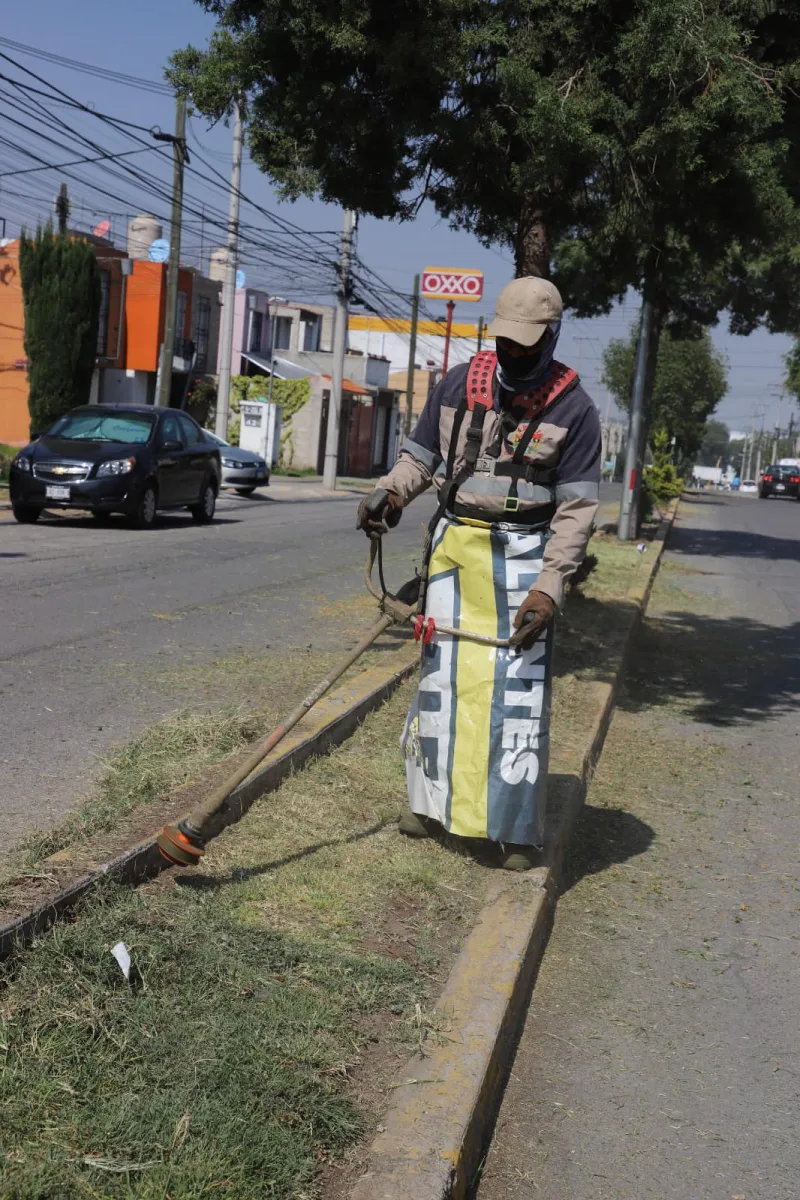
[759, 464, 800, 500]
[9, 406, 221, 528]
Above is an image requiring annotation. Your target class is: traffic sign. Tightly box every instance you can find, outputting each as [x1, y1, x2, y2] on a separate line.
[421, 267, 484, 303]
[236, 269, 246, 289]
[148, 238, 170, 263]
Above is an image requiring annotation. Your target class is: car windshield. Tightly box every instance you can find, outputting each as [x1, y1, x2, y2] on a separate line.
[205, 431, 229, 446]
[47, 411, 155, 444]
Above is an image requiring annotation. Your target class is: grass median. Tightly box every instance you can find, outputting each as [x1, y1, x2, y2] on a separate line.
[0, 521, 665, 1198]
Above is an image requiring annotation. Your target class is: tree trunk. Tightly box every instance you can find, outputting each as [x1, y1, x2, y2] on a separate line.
[514, 204, 550, 278]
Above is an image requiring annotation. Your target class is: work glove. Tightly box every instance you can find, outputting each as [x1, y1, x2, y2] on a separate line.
[511, 589, 556, 651]
[357, 488, 403, 538]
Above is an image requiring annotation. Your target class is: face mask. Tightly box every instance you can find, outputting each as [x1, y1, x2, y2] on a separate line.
[496, 343, 543, 378]
[496, 323, 561, 394]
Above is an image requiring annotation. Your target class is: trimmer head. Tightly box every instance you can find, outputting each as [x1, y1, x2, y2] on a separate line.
[156, 820, 206, 867]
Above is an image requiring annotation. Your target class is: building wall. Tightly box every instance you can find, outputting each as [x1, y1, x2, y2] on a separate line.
[124, 262, 192, 372]
[349, 314, 484, 374]
[388, 367, 439, 425]
[0, 240, 29, 444]
[191, 272, 222, 375]
[0, 237, 128, 444]
[284, 380, 324, 471]
[289, 349, 390, 389]
[98, 369, 152, 406]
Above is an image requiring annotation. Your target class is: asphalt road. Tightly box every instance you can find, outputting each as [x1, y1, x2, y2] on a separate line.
[478, 490, 800, 1200]
[0, 483, 427, 852]
[0, 480, 621, 854]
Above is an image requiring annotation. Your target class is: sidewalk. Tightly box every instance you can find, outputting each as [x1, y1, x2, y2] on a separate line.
[477, 495, 800, 1200]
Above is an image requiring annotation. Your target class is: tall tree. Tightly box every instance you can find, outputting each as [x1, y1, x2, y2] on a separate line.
[170, 1, 799, 314]
[695, 419, 731, 467]
[785, 341, 800, 409]
[18, 225, 101, 434]
[602, 327, 728, 462]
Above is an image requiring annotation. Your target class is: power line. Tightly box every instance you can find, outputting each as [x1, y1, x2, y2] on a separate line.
[0, 36, 172, 95]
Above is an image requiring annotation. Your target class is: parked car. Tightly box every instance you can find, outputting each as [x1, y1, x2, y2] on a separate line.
[739, 479, 758, 494]
[9, 406, 221, 528]
[759, 464, 800, 500]
[204, 431, 270, 495]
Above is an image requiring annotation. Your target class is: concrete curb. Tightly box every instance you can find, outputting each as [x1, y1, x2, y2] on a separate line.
[349, 501, 680, 1200]
[0, 652, 418, 959]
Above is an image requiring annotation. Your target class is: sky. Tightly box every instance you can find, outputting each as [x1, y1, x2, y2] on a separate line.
[0, 0, 796, 435]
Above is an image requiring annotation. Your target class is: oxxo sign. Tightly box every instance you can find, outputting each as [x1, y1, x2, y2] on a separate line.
[421, 267, 484, 303]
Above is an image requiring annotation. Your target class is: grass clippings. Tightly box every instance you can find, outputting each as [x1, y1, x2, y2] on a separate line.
[0, 690, 484, 1200]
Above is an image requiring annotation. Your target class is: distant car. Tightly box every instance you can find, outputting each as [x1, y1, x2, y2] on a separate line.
[204, 431, 270, 495]
[739, 480, 758, 494]
[9, 406, 221, 528]
[759, 464, 800, 500]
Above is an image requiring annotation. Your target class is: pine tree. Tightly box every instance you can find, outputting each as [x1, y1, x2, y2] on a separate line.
[18, 224, 102, 435]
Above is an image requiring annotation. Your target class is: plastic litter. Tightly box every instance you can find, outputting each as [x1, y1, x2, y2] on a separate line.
[110, 941, 132, 981]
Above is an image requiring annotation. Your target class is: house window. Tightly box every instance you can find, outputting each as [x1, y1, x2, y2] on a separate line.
[249, 310, 263, 353]
[301, 312, 321, 351]
[194, 296, 211, 371]
[96, 270, 110, 356]
[173, 291, 188, 355]
[273, 316, 293, 351]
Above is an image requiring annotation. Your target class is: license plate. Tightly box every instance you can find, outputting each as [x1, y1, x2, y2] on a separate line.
[45, 485, 71, 500]
[776, 483, 785, 491]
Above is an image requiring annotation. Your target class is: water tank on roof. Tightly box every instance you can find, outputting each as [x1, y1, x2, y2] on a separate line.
[127, 215, 163, 260]
[209, 248, 228, 283]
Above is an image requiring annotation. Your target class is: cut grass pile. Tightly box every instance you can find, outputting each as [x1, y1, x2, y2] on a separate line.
[0, 607, 414, 894]
[0, 692, 484, 1199]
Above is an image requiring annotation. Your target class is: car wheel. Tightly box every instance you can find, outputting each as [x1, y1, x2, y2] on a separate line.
[235, 486, 257, 496]
[131, 482, 158, 529]
[191, 478, 217, 523]
[12, 503, 40, 524]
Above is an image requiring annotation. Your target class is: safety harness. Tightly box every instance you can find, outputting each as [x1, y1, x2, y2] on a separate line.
[439, 350, 578, 522]
[414, 351, 579, 628]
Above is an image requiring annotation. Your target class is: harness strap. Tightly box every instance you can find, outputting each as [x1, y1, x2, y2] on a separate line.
[492, 462, 557, 485]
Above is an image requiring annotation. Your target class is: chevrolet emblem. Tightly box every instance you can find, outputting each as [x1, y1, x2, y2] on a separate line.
[52, 466, 68, 475]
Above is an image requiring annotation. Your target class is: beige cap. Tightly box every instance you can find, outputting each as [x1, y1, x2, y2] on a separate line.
[488, 277, 563, 347]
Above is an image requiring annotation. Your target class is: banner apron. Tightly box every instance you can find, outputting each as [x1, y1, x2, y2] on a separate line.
[401, 515, 553, 848]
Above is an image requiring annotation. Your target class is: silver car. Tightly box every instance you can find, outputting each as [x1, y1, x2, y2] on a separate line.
[205, 432, 270, 495]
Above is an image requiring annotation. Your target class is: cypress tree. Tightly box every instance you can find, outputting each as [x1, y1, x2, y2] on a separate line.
[18, 224, 102, 435]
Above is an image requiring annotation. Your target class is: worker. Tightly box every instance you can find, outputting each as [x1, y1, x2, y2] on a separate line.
[357, 278, 601, 871]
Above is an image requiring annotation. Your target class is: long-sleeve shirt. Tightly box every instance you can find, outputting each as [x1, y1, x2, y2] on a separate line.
[379, 360, 601, 607]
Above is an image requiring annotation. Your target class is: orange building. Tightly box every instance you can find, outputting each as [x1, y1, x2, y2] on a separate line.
[0, 236, 208, 445]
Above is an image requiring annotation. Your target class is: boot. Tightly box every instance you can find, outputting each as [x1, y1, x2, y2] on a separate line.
[398, 810, 433, 838]
[501, 844, 537, 872]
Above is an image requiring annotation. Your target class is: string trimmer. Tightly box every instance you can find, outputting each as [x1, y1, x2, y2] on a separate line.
[157, 523, 526, 868]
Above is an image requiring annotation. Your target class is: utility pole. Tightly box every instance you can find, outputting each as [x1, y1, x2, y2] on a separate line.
[442, 300, 455, 374]
[477, 315, 484, 352]
[754, 424, 764, 482]
[323, 209, 355, 490]
[55, 183, 69, 235]
[742, 431, 751, 481]
[618, 299, 653, 541]
[215, 100, 244, 440]
[772, 388, 784, 461]
[403, 273, 420, 437]
[155, 95, 187, 409]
